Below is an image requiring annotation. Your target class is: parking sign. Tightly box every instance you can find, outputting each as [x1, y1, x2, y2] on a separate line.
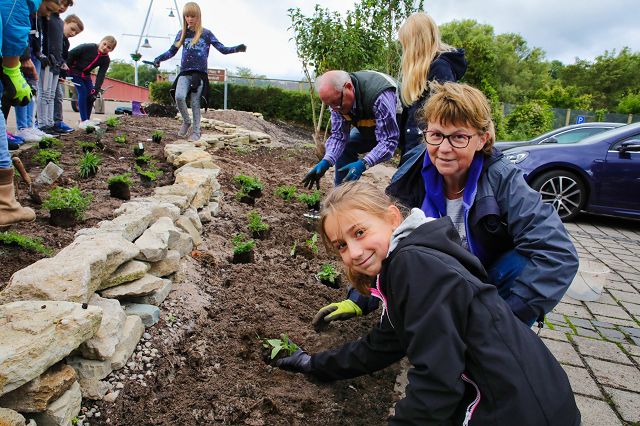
[576, 115, 585, 124]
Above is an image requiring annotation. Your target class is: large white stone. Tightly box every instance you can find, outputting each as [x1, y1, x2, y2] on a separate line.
[174, 159, 220, 175]
[100, 260, 150, 290]
[31, 381, 81, 426]
[153, 183, 197, 204]
[172, 150, 213, 168]
[182, 208, 203, 232]
[113, 200, 180, 222]
[100, 274, 169, 299]
[0, 301, 102, 395]
[136, 194, 190, 212]
[0, 408, 27, 425]
[134, 217, 177, 262]
[164, 143, 204, 164]
[79, 295, 127, 361]
[175, 216, 202, 247]
[169, 230, 194, 257]
[110, 315, 145, 370]
[148, 250, 181, 278]
[126, 280, 173, 306]
[81, 208, 154, 242]
[0, 234, 139, 304]
[174, 166, 218, 209]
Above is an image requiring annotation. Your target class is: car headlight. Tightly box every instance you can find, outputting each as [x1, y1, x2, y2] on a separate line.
[506, 151, 529, 164]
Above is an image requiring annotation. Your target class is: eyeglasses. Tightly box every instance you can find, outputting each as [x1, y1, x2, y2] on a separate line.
[328, 84, 347, 111]
[424, 130, 475, 149]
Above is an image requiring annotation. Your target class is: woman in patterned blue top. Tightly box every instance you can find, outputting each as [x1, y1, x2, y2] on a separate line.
[154, 2, 246, 141]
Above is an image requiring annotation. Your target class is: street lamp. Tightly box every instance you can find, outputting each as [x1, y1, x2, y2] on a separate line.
[142, 38, 152, 49]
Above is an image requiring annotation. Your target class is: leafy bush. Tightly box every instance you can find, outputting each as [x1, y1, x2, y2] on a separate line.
[297, 190, 322, 208]
[113, 134, 127, 144]
[0, 230, 52, 256]
[107, 172, 132, 187]
[247, 210, 269, 233]
[42, 186, 92, 219]
[262, 333, 299, 359]
[79, 152, 101, 178]
[105, 116, 120, 128]
[33, 149, 61, 166]
[274, 185, 297, 201]
[234, 174, 263, 192]
[504, 101, 553, 140]
[317, 263, 339, 284]
[232, 234, 255, 254]
[617, 93, 640, 114]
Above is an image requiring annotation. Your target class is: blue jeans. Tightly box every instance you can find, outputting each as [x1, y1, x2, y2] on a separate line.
[174, 75, 203, 133]
[0, 81, 12, 168]
[487, 250, 533, 325]
[71, 74, 94, 121]
[15, 58, 41, 129]
[333, 127, 377, 186]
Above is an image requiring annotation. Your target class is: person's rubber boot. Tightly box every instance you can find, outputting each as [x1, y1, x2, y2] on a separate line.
[0, 168, 36, 227]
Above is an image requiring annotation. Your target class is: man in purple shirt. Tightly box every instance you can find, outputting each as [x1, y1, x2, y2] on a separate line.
[302, 70, 400, 188]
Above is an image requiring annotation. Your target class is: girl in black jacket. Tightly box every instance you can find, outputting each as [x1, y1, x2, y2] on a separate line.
[276, 181, 580, 425]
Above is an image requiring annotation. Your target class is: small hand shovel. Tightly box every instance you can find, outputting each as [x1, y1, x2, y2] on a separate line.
[12, 156, 42, 205]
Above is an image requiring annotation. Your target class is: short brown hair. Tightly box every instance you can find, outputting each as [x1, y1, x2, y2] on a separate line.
[320, 181, 397, 295]
[64, 14, 83, 31]
[101, 35, 117, 49]
[61, 0, 74, 6]
[421, 82, 496, 153]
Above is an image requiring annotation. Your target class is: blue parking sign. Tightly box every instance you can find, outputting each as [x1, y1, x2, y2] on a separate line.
[576, 115, 585, 124]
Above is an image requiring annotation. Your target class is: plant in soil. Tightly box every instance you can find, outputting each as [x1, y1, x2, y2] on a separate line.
[135, 163, 163, 183]
[113, 134, 127, 144]
[306, 232, 319, 255]
[135, 153, 152, 165]
[231, 233, 255, 263]
[105, 116, 120, 128]
[0, 230, 52, 256]
[297, 189, 323, 210]
[38, 136, 61, 149]
[78, 152, 101, 178]
[107, 172, 132, 200]
[247, 210, 269, 239]
[85, 125, 95, 134]
[274, 184, 297, 201]
[77, 140, 97, 153]
[291, 232, 319, 258]
[33, 148, 61, 166]
[316, 263, 340, 289]
[233, 174, 263, 197]
[152, 129, 164, 143]
[261, 333, 299, 361]
[133, 142, 145, 157]
[42, 186, 92, 226]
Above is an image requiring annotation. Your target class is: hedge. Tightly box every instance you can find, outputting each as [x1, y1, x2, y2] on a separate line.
[149, 81, 322, 126]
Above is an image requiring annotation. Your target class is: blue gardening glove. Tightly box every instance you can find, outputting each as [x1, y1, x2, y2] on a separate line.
[312, 299, 363, 329]
[2, 64, 32, 106]
[302, 159, 330, 190]
[275, 348, 312, 373]
[338, 159, 367, 182]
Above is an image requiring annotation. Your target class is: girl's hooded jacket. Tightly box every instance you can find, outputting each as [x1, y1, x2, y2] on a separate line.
[310, 210, 580, 425]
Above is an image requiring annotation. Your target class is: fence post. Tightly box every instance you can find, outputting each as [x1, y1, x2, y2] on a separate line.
[628, 114, 633, 124]
[223, 69, 228, 110]
[565, 109, 571, 126]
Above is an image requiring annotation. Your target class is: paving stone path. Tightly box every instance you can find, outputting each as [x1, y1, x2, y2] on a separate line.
[541, 215, 640, 425]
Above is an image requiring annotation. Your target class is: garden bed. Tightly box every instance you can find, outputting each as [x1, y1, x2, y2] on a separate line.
[1, 111, 400, 425]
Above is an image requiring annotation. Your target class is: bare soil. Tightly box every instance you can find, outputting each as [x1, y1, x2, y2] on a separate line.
[1, 111, 400, 425]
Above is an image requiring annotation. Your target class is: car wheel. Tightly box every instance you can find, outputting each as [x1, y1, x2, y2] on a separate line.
[71, 100, 79, 112]
[531, 170, 586, 221]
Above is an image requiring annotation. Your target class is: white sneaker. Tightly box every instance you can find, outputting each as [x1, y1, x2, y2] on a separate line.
[30, 127, 53, 138]
[89, 117, 102, 124]
[16, 128, 42, 142]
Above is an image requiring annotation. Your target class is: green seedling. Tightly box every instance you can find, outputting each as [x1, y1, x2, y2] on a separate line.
[152, 129, 164, 142]
[262, 333, 299, 360]
[85, 125, 95, 134]
[233, 174, 264, 193]
[274, 185, 297, 201]
[317, 263, 339, 284]
[39, 136, 62, 148]
[247, 210, 269, 233]
[33, 149, 61, 166]
[107, 172, 132, 187]
[135, 153, 152, 165]
[114, 134, 127, 144]
[134, 163, 163, 181]
[105, 116, 120, 128]
[232, 233, 255, 255]
[166, 313, 177, 324]
[78, 152, 101, 178]
[42, 187, 93, 220]
[0, 230, 53, 256]
[77, 140, 97, 152]
[297, 190, 322, 209]
[306, 232, 319, 255]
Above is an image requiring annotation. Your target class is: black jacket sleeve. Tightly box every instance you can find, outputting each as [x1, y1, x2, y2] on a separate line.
[94, 57, 110, 92]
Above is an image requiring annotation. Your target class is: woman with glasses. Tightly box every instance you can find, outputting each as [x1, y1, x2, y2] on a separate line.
[313, 82, 578, 330]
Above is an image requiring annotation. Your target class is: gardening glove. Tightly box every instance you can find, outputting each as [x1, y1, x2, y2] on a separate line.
[152, 59, 161, 68]
[302, 159, 330, 190]
[2, 64, 32, 106]
[37, 53, 50, 68]
[312, 299, 362, 329]
[338, 159, 367, 182]
[275, 348, 312, 373]
[237, 44, 247, 52]
[88, 88, 98, 104]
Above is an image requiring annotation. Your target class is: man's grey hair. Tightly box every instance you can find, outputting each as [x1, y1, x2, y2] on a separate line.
[315, 70, 350, 93]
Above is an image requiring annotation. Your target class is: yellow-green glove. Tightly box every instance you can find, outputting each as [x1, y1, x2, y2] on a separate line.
[312, 299, 363, 329]
[2, 64, 31, 106]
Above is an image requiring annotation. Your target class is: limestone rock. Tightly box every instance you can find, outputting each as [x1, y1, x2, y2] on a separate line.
[0, 301, 102, 395]
[121, 303, 160, 328]
[100, 274, 168, 299]
[175, 159, 220, 174]
[153, 183, 197, 204]
[100, 260, 150, 290]
[79, 295, 126, 361]
[0, 234, 139, 304]
[110, 315, 144, 370]
[0, 408, 27, 426]
[173, 150, 213, 168]
[31, 381, 81, 426]
[83, 207, 154, 242]
[182, 208, 203, 232]
[164, 143, 204, 164]
[136, 194, 190, 212]
[113, 200, 180, 222]
[174, 166, 218, 209]
[65, 357, 111, 382]
[170, 230, 194, 257]
[134, 218, 177, 262]
[148, 250, 180, 278]
[126, 280, 173, 306]
[0, 363, 76, 413]
[176, 216, 202, 247]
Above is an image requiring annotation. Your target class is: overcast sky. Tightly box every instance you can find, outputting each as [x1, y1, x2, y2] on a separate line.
[65, 0, 639, 81]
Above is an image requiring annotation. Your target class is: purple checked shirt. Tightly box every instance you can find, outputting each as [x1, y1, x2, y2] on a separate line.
[323, 89, 399, 167]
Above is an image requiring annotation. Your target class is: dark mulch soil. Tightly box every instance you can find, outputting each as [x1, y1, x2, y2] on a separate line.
[2, 111, 400, 425]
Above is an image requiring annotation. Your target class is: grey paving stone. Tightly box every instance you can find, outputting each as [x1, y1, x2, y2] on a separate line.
[619, 326, 640, 338]
[605, 280, 638, 293]
[597, 327, 627, 343]
[587, 303, 633, 320]
[543, 338, 583, 366]
[546, 312, 568, 325]
[610, 289, 640, 305]
[537, 327, 569, 341]
[572, 336, 632, 364]
[621, 343, 640, 357]
[588, 293, 618, 306]
[593, 315, 638, 328]
[552, 325, 575, 334]
[632, 336, 640, 346]
[561, 295, 585, 306]
[592, 320, 617, 329]
[569, 317, 596, 330]
[562, 365, 602, 397]
[620, 301, 640, 316]
[604, 387, 640, 423]
[576, 328, 601, 339]
[574, 395, 622, 426]
[553, 302, 592, 318]
[586, 358, 640, 391]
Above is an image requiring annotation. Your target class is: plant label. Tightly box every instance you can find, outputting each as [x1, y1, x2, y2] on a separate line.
[35, 162, 64, 185]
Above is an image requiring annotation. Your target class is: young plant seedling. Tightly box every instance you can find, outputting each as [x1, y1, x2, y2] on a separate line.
[78, 152, 101, 178]
[105, 116, 119, 128]
[85, 125, 95, 134]
[107, 173, 132, 200]
[232, 233, 255, 263]
[38, 136, 61, 149]
[274, 185, 297, 201]
[135, 153, 152, 165]
[0, 230, 53, 256]
[262, 333, 299, 360]
[42, 186, 93, 226]
[114, 134, 127, 144]
[77, 140, 97, 153]
[134, 163, 163, 184]
[306, 232, 319, 255]
[133, 142, 145, 157]
[297, 190, 323, 210]
[233, 174, 264, 197]
[247, 210, 269, 239]
[33, 149, 62, 166]
[152, 129, 164, 143]
[317, 263, 341, 289]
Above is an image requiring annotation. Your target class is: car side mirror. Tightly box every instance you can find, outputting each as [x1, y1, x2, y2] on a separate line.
[541, 137, 557, 144]
[619, 140, 640, 154]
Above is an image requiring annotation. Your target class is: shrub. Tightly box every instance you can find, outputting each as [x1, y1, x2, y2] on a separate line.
[232, 233, 255, 255]
[617, 93, 640, 114]
[152, 130, 164, 142]
[105, 116, 120, 128]
[247, 210, 269, 233]
[234, 174, 263, 192]
[107, 172, 132, 187]
[78, 152, 101, 178]
[0, 230, 52, 256]
[42, 186, 92, 219]
[274, 185, 297, 201]
[113, 134, 127, 144]
[297, 190, 322, 208]
[33, 149, 61, 166]
[504, 101, 553, 140]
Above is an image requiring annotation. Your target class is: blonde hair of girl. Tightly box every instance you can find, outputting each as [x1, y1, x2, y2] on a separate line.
[320, 181, 398, 295]
[398, 12, 455, 107]
[175, 2, 203, 48]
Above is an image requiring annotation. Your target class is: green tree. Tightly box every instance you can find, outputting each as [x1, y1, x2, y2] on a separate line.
[617, 93, 640, 114]
[107, 60, 159, 87]
[535, 82, 592, 110]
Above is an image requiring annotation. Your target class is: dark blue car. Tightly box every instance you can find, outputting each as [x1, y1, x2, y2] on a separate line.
[504, 122, 640, 221]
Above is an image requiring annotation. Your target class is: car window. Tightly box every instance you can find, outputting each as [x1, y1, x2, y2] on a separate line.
[553, 128, 611, 144]
[610, 133, 640, 150]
